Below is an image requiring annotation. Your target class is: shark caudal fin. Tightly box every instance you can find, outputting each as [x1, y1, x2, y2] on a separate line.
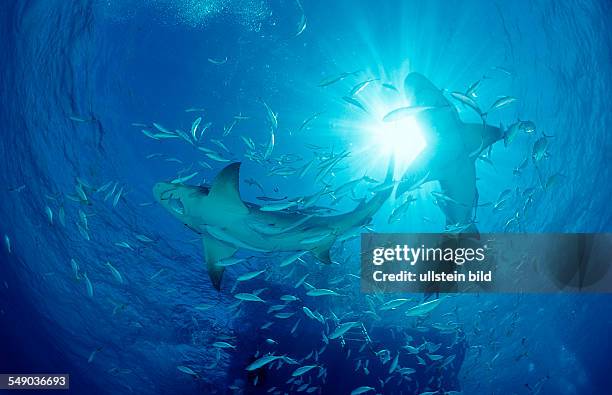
[202, 234, 237, 290]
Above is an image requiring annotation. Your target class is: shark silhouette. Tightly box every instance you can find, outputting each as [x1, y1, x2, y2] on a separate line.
[394, 72, 503, 232]
[153, 160, 393, 290]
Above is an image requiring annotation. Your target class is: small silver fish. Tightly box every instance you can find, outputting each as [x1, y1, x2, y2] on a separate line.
[185, 107, 205, 113]
[153, 123, 171, 134]
[96, 181, 115, 193]
[135, 234, 154, 243]
[275, 312, 295, 319]
[216, 257, 245, 267]
[350, 386, 375, 395]
[208, 57, 228, 65]
[234, 293, 265, 303]
[306, 288, 340, 297]
[383, 105, 438, 122]
[222, 120, 237, 137]
[246, 354, 283, 371]
[177, 365, 198, 376]
[58, 206, 66, 227]
[87, 346, 102, 363]
[70, 258, 80, 280]
[106, 262, 124, 284]
[329, 322, 359, 339]
[264, 131, 275, 160]
[206, 152, 230, 163]
[297, 111, 324, 133]
[78, 224, 90, 241]
[260, 201, 297, 212]
[295, 0, 307, 36]
[212, 341, 236, 349]
[280, 252, 306, 267]
[519, 120, 536, 134]
[190, 117, 202, 141]
[450, 91, 482, 116]
[318, 71, 359, 87]
[237, 270, 265, 282]
[115, 241, 133, 250]
[465, 79, 482, 98]
[379, 298, 411, 311]
[342, 96, 367, 113]
[171, 172, 198, 184]
[381, 83, 398, 92]
[488, 96, 517, 113]
[83, 272, 94, 298]
[503, 122, 521, 147]
[75, 183, 88, 202]
[263, 101, 278, 129]
[350, 78, 379, 96]
[45, 206, 53, 224]
[113, 187, 123, 208]
[532, 136, 549, 161]
[292, 365, 318, 377]
[4, 234, 11, 254]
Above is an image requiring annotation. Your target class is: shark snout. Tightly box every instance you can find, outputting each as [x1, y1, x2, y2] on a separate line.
[153, 182, 176, 202]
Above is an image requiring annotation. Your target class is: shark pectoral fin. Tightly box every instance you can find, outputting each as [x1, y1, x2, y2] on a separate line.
[311, 242, 334, 265]
[202, 235, 237, 290]
[403, 72, 463, 138]
[404, 72, 457, 112]
[463, 123, 503, 157]
[209, 162, 249, 214]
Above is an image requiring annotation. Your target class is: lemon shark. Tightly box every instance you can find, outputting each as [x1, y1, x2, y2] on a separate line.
[395, 73, 503, 232]
[153, 161, 393, 290]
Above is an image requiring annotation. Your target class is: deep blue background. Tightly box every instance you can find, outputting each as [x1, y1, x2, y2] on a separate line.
[1, 0, 611, 394]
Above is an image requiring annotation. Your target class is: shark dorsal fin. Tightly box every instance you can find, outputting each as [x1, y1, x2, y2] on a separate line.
[209, 162, 248, 213]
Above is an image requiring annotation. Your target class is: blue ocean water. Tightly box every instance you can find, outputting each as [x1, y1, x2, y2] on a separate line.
[0, 1, 611, 394]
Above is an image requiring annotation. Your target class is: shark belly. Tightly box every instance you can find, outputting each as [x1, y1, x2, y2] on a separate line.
[154, 158, 393, 291]
[395, 73, 503, 233]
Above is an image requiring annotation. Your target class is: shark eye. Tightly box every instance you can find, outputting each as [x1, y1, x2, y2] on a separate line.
[168, 197, 185, 215]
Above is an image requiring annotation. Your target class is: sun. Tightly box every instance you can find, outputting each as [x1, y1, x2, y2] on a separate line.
[369, 115, 427, 176]
[355, 92, 428, 178]
[331, 70, 429, 181]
